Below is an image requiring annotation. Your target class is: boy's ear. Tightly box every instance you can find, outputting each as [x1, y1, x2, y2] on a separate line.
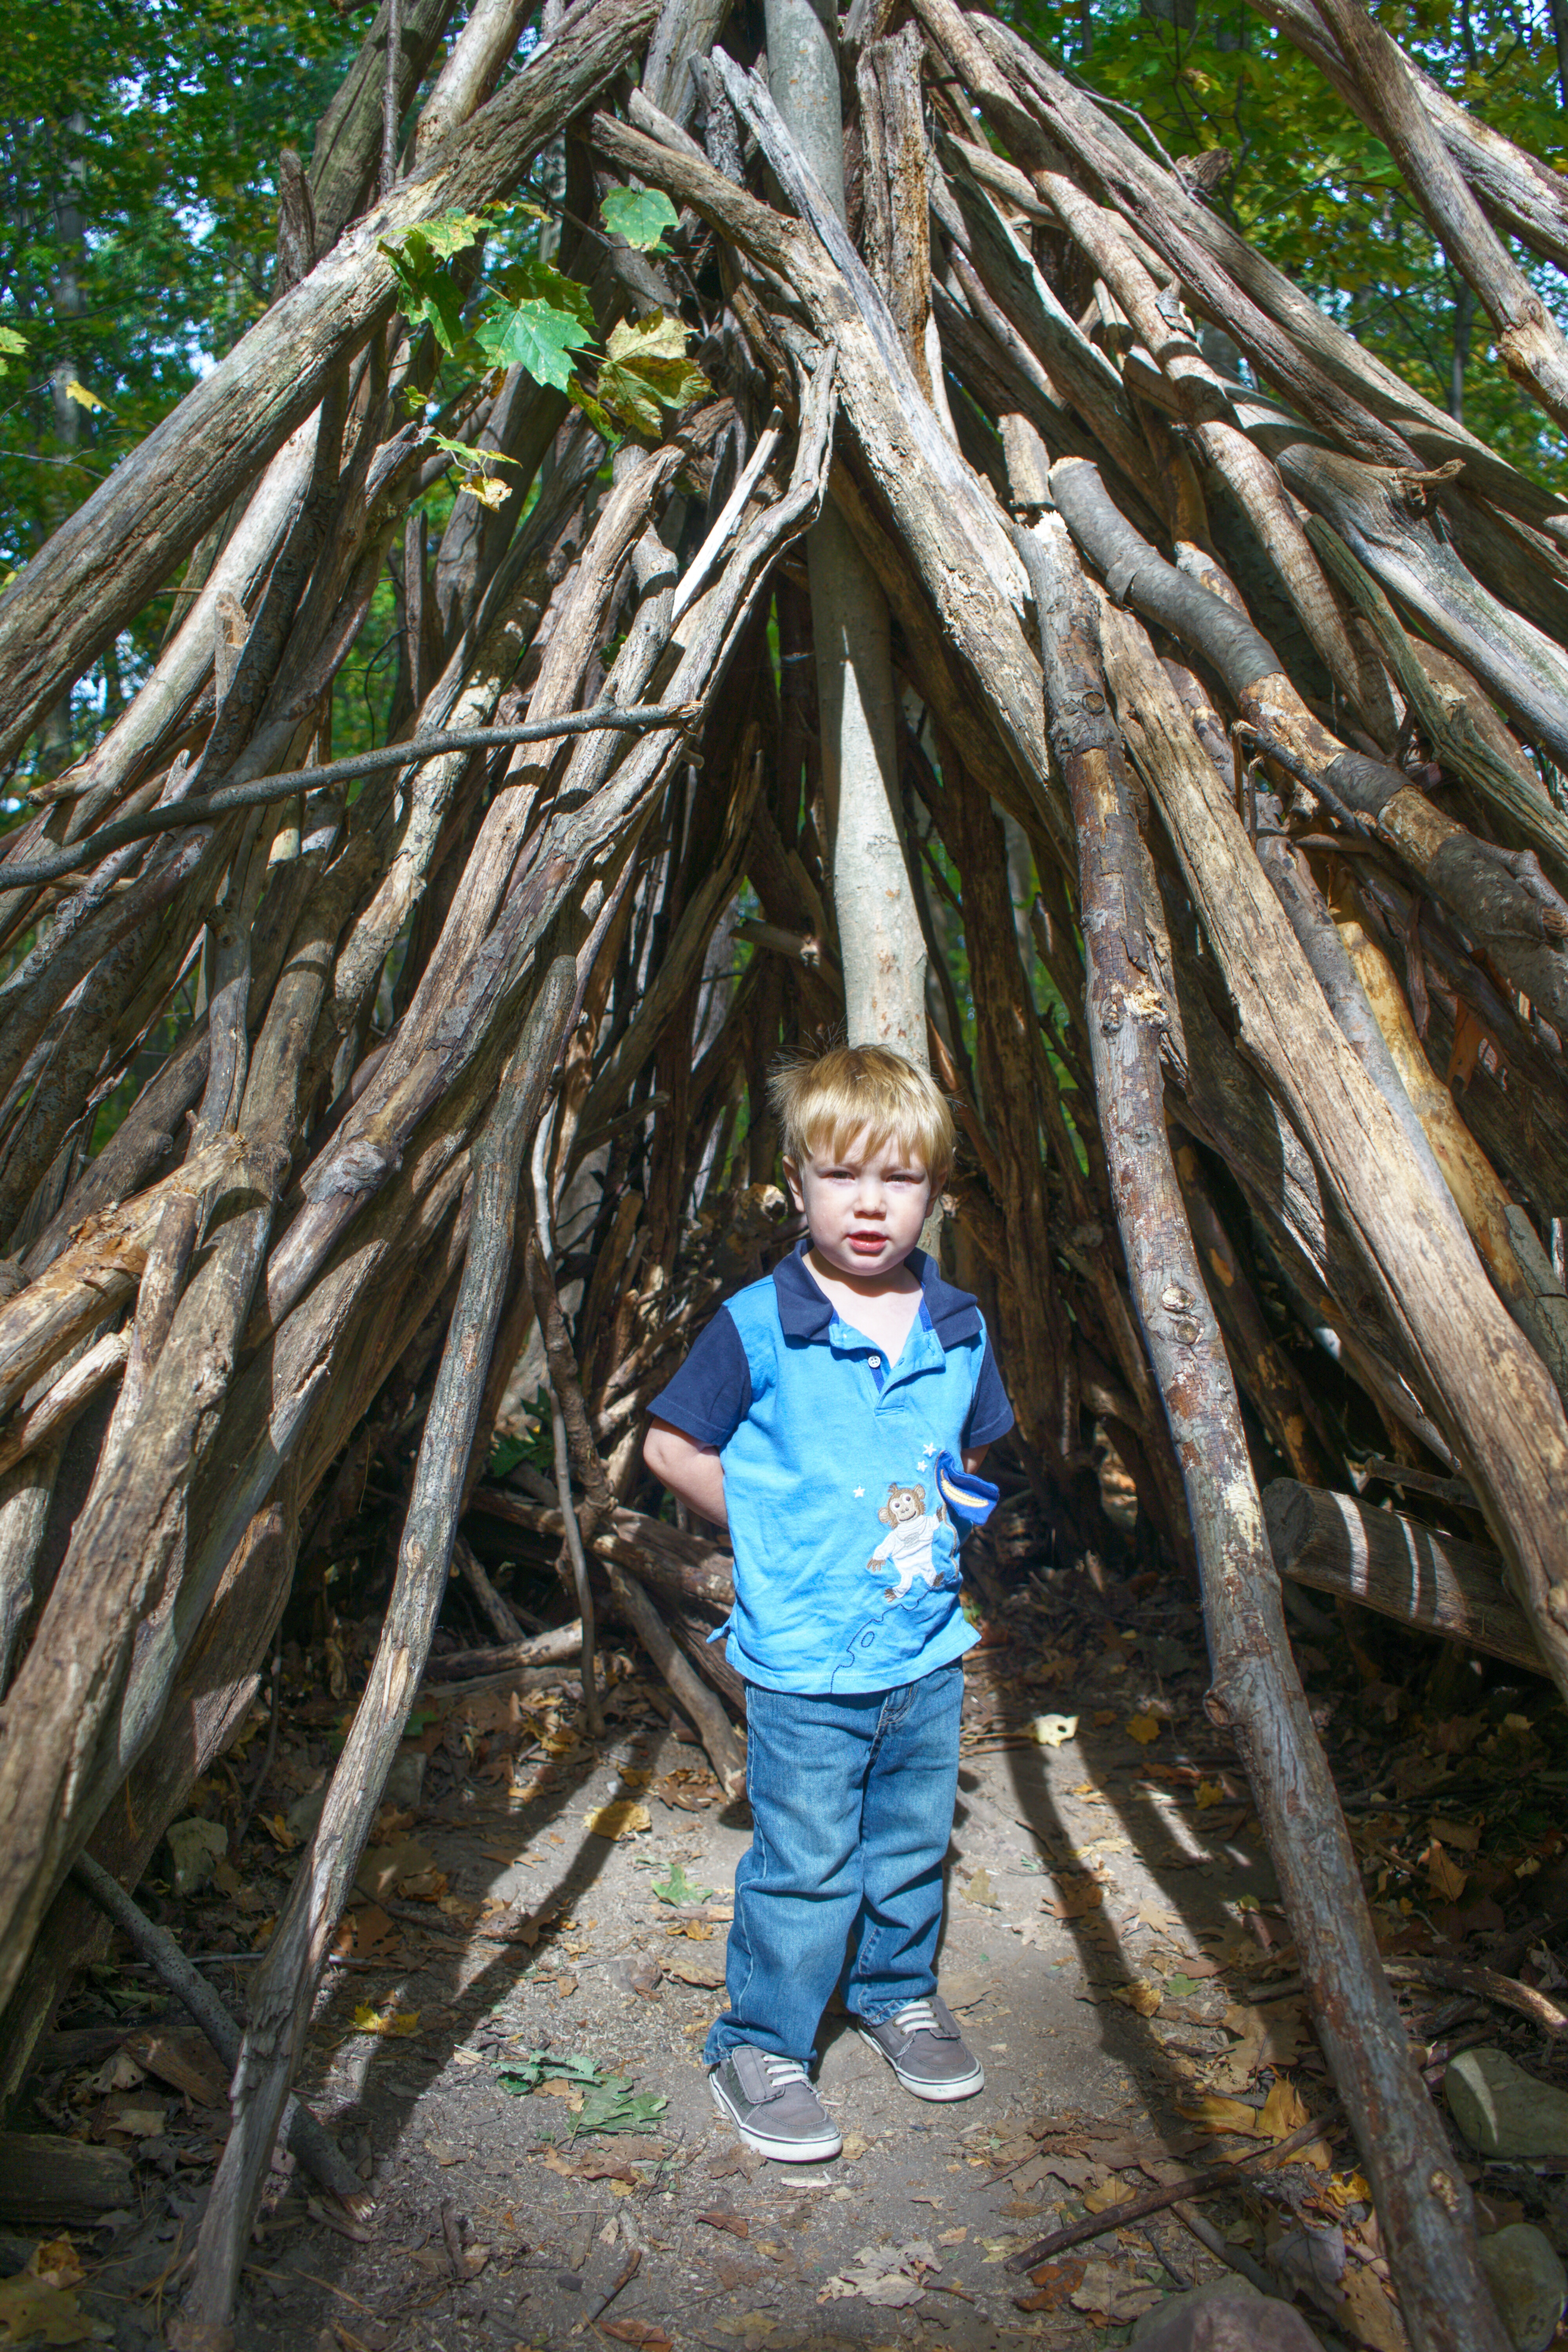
[781, 1156, 805, 1211]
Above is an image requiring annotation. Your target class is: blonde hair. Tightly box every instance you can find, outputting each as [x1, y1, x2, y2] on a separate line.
[768, 1045, 955, 1188]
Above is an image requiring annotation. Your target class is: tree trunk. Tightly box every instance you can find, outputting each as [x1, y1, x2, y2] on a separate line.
[763, 0, 926, 1059]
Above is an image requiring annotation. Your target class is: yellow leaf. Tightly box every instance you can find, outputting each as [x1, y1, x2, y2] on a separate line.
[1082, 2178, 1136, 2213]
[25, 2246, 83, 2293]
[1179, 2094, 1267, 2138]
[964, 1867, 999, 1908]
[1422, 1839, 1467, 1902]
[468, 472, 510, 510]
[605, 309, 691, 367]
[1340, 2265, 1410, 2351]
[0, 2275, 93, 2345]
[1125, 1714, 1161, 1746]
[351, 2002, 420, 2037]
[1031, 1713, 1078, 1746]
[584, 1799, 652, 1840]
[1195, 1780, 1225, 1809]
[1259, 2076, 1308, 2136]
[1113, 1979, 1163, 2016]
[64, 379, 106, 411]
[1259, 2075, 1331, 2167]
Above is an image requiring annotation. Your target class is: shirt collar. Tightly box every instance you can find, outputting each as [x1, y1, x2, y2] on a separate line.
[771, 1236, 982, 1347]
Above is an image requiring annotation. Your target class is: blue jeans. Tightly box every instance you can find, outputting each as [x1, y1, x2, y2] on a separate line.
[704, 1662, 964, 2070]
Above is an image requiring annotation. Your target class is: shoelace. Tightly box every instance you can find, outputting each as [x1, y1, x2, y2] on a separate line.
[761, 2054, 810, 2090]
[891, 2000, 941, 2036]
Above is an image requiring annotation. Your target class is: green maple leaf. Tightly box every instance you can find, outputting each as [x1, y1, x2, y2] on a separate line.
[651, 1859, 713, 1905]
[0, 323, 24, 376]
[601, 187, 679, 252]
[380, 216, 483, 355]
[479, 261, 597, 392]
[478, 296, 597, 391]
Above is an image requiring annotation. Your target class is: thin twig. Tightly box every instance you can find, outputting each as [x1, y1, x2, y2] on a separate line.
[1003, 2111, 1342, 2273]
[233, 1641, 284, 1854]
[71, 1853, 370, 2214]
[1231, 719, 1374, 837]
[576, 2246, 641, 2333]
[528, 1110, 604, 1741]
[11, 703, 701, 888]
[1386, 1956, 1568, 2035]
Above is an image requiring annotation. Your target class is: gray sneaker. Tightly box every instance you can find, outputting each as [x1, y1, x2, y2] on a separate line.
[857, 1996, 985, 2101]
[708, 2044, 843, 2162]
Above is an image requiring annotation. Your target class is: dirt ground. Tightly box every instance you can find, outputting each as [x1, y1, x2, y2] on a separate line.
[21, 1554, 1568, 2352]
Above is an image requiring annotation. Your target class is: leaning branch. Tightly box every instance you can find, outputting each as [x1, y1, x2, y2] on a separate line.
[10, 704, 702, 891]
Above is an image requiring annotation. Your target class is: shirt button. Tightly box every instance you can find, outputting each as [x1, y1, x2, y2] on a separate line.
[869, 1355, 881, 1368]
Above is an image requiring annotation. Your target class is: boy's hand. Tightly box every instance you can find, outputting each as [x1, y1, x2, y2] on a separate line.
[644, 1417, 728, 1529]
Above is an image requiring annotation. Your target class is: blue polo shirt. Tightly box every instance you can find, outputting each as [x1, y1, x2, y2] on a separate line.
[648, 1241, 1013, 1694]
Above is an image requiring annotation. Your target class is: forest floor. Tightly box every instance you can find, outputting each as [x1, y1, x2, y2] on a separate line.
[14, 1545, 1568, 2352]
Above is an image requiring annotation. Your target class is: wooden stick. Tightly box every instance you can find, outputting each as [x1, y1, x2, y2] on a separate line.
[7, 706, 701, 891]
[70, 1853, 369, 2215]
[1005, 2113, 1341, 2275]
[1016, 509, 1510, 2352]
[180, 955, 576, 2334]
[1263, 1479, 1545, 1676]
[1385, 1958, 1568, 2036]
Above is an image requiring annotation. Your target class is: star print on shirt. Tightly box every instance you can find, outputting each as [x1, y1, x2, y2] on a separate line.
[854, 1486, 865, 1497]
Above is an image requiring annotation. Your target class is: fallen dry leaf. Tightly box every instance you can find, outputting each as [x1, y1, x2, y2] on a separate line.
[584, 1800, 652, 1840]
[1043, 1877, 1103, 1920]
[839, 2131, 872, 2160]
[128, 2025, 228, 2108]
[1340, 2264, 1410, 2351]
[1031, 1714, 1078, 1747]
[963, 1867, 998, 1909]
[1126, 1713, 1162, 1745]
[1016, 2259, 1086, 2314]
[599, 2324, 673, 2352]
[662, 1954, 725, 1987]
[937, 2227, 967, 2246]
[0, 2276, 94, 2346]
[1180, 2094, 1267, 2138]
[1259, 2076, 1331, 2168]
[25, 2247, 83, 2295]
[1112, 1979, 1162, 2016]
[350, 2001, 419, 2038]
[699, 2210, 750, 2239]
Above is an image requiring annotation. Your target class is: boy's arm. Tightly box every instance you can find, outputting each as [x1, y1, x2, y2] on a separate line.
[644, 1416, 728, 1528]
[962, 1445, 989, 1476]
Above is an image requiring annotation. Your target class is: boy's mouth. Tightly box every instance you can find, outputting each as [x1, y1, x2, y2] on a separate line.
[848, 1232, 887, 1254]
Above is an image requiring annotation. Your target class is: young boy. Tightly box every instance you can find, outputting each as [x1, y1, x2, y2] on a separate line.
[643, 1045, 1013, 2162]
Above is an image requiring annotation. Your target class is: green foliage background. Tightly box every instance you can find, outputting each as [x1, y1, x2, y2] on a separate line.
[1013, 0, 1568, 480]
[2, 0, 1565, 785]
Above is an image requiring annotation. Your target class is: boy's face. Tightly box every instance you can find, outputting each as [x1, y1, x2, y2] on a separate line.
[783, 1125, 933, 1285]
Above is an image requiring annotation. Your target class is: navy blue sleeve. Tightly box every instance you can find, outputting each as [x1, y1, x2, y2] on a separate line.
[647, 1306, 753, 1448]
[964, 1332, 1014, 1448]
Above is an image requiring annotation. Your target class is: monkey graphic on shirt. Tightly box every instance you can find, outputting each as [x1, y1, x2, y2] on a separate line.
[866, 1480, 952, 1601]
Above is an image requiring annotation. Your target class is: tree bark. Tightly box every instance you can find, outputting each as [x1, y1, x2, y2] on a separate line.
[1263, 1479, 1544, 1675]
[1019, 508, 1511, 2352]
[762, 0, 926, 1059]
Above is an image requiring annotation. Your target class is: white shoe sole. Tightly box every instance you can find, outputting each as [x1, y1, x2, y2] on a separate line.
[708, 2068, 843, 2162]
[856, 2027, 986, 2101]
